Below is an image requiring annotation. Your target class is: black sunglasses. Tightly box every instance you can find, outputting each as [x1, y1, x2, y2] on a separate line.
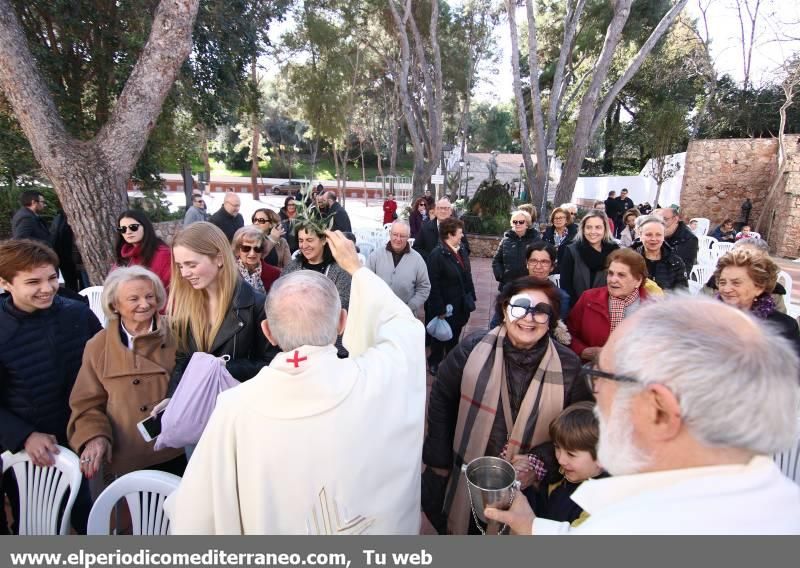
[579, 362, 638, 394]
[117, 224, 141, 234]
[253, 218, 269, 224]
[512, 220, 527, 225]
[239, 245, 263, 253]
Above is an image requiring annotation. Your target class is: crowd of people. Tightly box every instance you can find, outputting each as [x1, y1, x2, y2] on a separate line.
[1, 186, 799, 536]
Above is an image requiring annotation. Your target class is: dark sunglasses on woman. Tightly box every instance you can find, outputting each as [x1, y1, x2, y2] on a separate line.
[253, 218, 269, 224]
[116, 224, 141, 234]
[239, 245, 263, 253]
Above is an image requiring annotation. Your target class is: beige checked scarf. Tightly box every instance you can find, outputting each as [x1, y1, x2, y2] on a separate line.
[608, 288, 639, 331]
[444, 326, 564, 534]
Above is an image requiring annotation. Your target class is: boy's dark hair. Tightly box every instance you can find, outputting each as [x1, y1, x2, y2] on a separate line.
[20, 190, 43, 207]
[549, 401, 599, 460]
[0, 239, 59, 283]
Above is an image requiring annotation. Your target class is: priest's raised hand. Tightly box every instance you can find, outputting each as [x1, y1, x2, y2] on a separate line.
[324, 229, 361, 274]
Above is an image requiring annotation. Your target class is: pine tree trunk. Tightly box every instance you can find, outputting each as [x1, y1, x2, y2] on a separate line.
[0, 0, 200, 284]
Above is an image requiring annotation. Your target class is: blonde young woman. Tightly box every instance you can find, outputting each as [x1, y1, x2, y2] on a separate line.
[154, 223, 272, 424]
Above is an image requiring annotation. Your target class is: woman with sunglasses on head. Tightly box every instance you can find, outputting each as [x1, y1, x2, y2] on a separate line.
[114, 209, 172, 290]
[251, 209, 291, 268]
[152, 223, 273, 455]
[422, 275, 590, 535]
[409, 197, 429, 239]
[232, 226, 281, 294]
[567, 248, 652, 362]
[492, 210, 541, 291]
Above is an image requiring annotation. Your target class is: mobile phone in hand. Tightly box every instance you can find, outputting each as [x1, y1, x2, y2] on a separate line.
[137, 409, 165, 442]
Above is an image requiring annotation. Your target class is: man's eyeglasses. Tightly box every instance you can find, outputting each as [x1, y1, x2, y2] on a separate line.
[390, 233, 409, 239]
[512, 220, 527, 225]
[117, 224, 141, 234]
[253, 218, 269, 224]
[579, 362, 638, 394]
[239, 245, 263, 253]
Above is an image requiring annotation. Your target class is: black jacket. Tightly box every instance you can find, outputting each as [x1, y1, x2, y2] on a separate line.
[11, 207, 51, 244]
[423, 330, 589, 471]
[492, 228, 541, 289]
[327, 202, 352, 233]
[559, 240, 619, 306]
[632, 241, 689, 291]
[413, 218, 441, 260]
[166, 280, 275, 396]
[666, 222, 699, 269]
[710, 226, 736, 243]
[617, 197, 635, 216]
[543, 224, 578, 268]
[425, 242, 476, 328]
[0, 296, 102, 451]
[209, 208, 244, 242]
[765, 310, 800, 358]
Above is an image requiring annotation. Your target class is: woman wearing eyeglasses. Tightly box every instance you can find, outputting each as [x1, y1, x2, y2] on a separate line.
[492, 210, 541, 291]
[422, 275, 590, 535]
[232, 226, 281, 294]
[542, 207, 577, 267]
[567, 248, 652, 362]
[113, 209, 172, 290]
[251, 209, 291, 268]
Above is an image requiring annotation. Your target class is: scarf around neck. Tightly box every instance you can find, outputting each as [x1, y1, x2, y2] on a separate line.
[236, 259, 265, 294]
[577, 240, 615, 273]
[609, 288, 640, 331]
[444, 326, 564, 534]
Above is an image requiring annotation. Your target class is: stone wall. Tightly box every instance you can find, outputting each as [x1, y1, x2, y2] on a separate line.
[680, 135, 800, 258]
[466, 234, 501, 258]
[154, 220, 182, 245]
[680, 138, 778, 227]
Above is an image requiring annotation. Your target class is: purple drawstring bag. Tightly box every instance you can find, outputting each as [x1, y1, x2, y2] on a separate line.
[154, 352, 239, 450]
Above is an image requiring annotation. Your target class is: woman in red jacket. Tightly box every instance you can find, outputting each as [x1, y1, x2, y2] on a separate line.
[114, 209, 172, 290]
[567, 248, 650, 361]
[383, 192, 398, 225]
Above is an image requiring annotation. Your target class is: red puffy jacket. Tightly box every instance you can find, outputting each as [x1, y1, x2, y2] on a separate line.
[567, 286, 649, 357]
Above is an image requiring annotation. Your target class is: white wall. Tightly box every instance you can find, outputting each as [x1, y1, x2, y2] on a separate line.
[572, 153, 685, 207]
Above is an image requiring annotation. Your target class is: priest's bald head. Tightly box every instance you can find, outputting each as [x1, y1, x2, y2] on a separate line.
[262, 271, 347, 351]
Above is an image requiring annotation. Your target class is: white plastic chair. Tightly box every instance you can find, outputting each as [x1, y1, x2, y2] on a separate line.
[778, 271, 794, 303]
[548, 274, 561, 288]
[689, 264, 714, 287]
[78, 286, 106, 328]
[690, 218, 710, 237]
[774, 416, 800, 485]
[697, 236, 718, 266]
[357, 242, 375, 259]
[1, 445, 83, 535]
[711, 241, 735, 260]
[87, 470, 181, 535]
[408, 238, 415, 247]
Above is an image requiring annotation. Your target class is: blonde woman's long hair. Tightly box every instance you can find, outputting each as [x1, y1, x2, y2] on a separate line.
[168, 222, 239, 352]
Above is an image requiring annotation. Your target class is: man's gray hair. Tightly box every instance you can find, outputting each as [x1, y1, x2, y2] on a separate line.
[391, 220, 410, 234]
[734, 237, 769, 252]
[265, 271, 341, 351]
[101, 265, 167, 320]
[611, 295, 800, 454]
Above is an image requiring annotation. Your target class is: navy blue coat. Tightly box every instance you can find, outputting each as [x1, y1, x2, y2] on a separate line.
[0, 295, 102, 451]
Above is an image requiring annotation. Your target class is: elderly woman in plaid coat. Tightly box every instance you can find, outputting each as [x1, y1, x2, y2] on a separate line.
[421, 276, 592, 535]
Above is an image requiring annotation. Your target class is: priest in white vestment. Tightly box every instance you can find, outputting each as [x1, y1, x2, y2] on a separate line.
[486, 296, 800, 534]
[166, 230, 426, 534]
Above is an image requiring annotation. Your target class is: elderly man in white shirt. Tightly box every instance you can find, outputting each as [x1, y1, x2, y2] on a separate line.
[367, 221, 430, 315]
[486, 296, 800, 534]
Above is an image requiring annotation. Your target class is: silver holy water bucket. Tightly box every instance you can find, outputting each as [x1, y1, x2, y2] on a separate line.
[461, 456, 520, 527]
